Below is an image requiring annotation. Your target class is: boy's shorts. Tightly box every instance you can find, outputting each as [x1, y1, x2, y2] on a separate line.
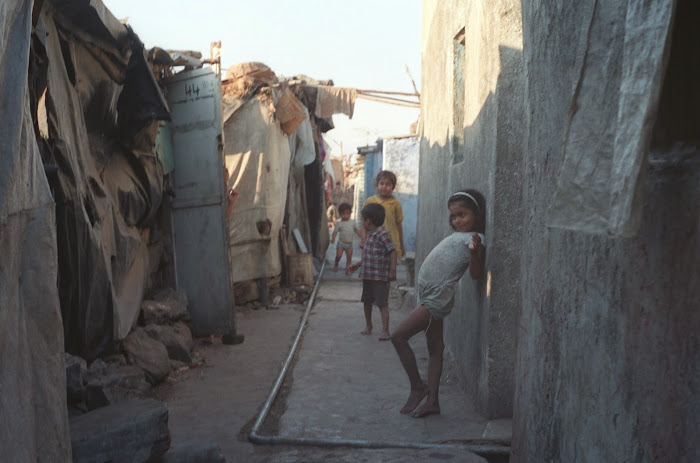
[361, 279, 389, 308]
[337, 241, 353, 250]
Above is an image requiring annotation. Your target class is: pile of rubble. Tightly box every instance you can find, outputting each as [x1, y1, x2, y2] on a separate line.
[66, 289, 195, 414]
[66, 289, 224, 462]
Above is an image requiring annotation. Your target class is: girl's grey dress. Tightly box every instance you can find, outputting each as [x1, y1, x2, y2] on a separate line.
[417, 232, 484, 319]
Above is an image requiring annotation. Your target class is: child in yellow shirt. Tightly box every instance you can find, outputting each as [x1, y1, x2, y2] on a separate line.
[362, 170, 404, 259]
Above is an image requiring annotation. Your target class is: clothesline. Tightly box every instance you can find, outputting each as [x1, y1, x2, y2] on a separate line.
[284, 81, 420, 108]
[286, 81, 419, 97]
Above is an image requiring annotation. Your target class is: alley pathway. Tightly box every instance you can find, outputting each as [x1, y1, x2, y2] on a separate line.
[157, 239, 510, 462]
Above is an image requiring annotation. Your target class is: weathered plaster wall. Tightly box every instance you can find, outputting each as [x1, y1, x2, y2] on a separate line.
[420, 0, 523, 418]
[512, 1, 699, 462]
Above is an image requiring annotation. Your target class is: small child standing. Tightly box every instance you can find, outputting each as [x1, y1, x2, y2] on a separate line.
[390, 189, 485, 418]
[362, 171, 404, 259]
[348, 203, 397, 341]
[331, 203, 362, 274]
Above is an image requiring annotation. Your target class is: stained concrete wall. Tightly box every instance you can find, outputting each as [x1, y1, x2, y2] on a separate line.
[511, 1, 699, 462]
[419, 0, 523, 418]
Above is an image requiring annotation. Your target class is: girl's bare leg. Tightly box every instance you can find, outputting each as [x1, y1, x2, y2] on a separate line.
[411, 316, 444, 418]
[390, 305, 431, 413]
[361, 302, 373, 335]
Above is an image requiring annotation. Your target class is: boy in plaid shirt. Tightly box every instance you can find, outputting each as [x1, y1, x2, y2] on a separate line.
[348, 203, 397, 340]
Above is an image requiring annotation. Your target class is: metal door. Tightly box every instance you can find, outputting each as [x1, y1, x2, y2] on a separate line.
[164, 68, 234, 336]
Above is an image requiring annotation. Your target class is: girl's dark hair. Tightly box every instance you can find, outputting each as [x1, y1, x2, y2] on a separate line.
[447, 189, 485, 233]
[375, 170, 397, 188]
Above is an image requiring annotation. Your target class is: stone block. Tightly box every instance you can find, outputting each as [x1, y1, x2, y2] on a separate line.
[85, 365, 151, 410]
[70, 398, 170, 463]
[144, 322, 193, 363]
[65, 353, 87, 404]
[141, 289, 188, 325]
[86, 358, 111, 382]
[122, 328, 170, 385]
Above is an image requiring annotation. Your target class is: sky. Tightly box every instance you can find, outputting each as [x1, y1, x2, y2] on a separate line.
[103, 0, 421, 161]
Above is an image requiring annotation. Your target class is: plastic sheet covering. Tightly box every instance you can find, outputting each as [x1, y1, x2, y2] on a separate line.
[42, 1, 168, 359]
[224, 98, 292, 281]
[547, 0, 677, 236]
[0, 1, 71, 460]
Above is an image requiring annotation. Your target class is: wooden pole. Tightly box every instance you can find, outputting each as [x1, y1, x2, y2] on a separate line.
[356, 93, 420, 108]
[404, 65, 420, 97]
[294, 82, 419, 97]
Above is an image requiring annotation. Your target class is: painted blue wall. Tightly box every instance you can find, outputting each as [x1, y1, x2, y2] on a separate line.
[382, 137, 419, 254]
[362, 145, 383, 205]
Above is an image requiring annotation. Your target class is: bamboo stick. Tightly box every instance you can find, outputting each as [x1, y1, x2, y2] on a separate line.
[292, 82, 419, 97]
[356, 93, 420, 108]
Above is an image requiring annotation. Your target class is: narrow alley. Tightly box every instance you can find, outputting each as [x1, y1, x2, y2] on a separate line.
[3, 1, 697, 462]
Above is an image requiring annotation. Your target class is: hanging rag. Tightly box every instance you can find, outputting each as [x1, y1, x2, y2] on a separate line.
[314, 86, 357, 119]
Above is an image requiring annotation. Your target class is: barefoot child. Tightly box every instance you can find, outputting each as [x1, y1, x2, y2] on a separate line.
[362, 171, 404, 259]
[390, 190, 485, 417]
[331, 203, 362, 274]
[348, 203, 397, 341]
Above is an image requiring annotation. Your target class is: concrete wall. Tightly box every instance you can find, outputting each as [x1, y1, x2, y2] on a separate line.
[511, 1, 699, 462]
[383, 136, 419, 253]
[420, 0, 523, 418]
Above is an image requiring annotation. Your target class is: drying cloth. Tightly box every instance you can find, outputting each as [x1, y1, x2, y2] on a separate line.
[315, 86, 357, 119]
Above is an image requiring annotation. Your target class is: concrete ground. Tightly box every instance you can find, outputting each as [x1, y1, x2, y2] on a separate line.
[156, 238, 511, 462]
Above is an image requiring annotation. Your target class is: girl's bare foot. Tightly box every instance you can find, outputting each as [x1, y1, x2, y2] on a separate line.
[400, 385, 429, 414]
[411, 400, 440, 418]
[345, 267, 352, 275]
[378, 331, 391, 341]
[332, 265, 339, 272]
[361, 327, 372, 335]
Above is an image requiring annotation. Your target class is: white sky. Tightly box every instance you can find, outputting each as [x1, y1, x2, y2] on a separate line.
[103, 0, 421, 159]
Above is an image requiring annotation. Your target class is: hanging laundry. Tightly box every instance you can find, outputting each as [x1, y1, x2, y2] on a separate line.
[314, 86, 357, 119]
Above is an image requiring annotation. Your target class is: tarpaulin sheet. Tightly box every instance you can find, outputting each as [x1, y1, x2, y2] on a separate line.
[547, 0, 677, 236]
[0, 1, 71, 460]
[41, 0, 168, 359]
[224, 97, 292, 281]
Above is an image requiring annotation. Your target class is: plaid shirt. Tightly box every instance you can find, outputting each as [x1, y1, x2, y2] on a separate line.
[359, 226, 395, 281]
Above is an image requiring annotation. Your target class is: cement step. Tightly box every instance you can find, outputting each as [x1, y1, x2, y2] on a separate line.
[70, 398, 170, 463]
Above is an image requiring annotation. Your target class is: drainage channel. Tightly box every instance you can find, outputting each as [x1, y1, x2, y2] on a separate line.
[248, 261, 510, 459]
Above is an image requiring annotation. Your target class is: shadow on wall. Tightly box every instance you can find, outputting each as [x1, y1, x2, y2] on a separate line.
[417, 44, 524, 419]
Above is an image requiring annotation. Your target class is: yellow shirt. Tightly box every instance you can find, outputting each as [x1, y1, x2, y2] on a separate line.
[363, 195, 404, 258]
